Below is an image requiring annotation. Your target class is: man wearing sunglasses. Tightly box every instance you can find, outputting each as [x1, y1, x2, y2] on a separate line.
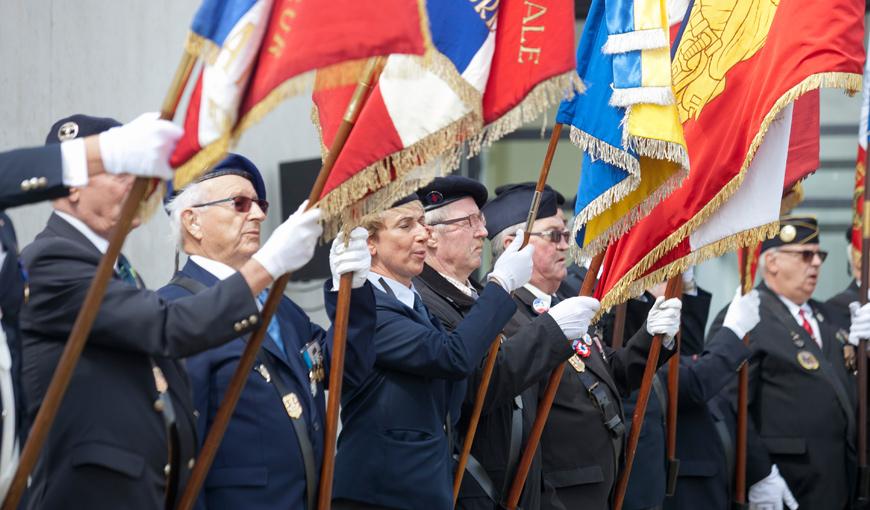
[411, 178, 600, 510]
[482, 183, 679, 510]
[158, 154, 375, 510]
[711, 216, 857, 509]
[20, 120, 318, 509]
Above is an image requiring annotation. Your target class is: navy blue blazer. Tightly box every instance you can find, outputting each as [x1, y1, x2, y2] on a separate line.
[158, 259, 376, 510]
[20, 213, 261, 510]
[333, 280, 516, 510]
[0, 144, 68, 444]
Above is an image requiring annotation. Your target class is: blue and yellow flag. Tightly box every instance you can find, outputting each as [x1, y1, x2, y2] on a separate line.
[558, 0, 688, 260]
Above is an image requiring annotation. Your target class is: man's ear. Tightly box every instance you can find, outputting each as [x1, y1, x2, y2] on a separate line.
[427, 229, 439, 249]
[367, 234, 378, 257]
[503, 235, 514, 252]
[182, 209, 203, 241]
[66, 188, 80, 204]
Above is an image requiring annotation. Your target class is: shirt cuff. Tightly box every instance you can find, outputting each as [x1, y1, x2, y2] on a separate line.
[60, 138, 88, 187]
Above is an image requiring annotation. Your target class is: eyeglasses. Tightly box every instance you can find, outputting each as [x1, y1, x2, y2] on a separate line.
[528, 229, 571, 244]
[777, 249, 828, 263]
[429, 212, 486, 230]
[192, 195, 269, 215]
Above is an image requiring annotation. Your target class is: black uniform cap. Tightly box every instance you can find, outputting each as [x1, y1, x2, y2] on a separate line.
[45, 114, 121, 144]
[417, 175, 488, 211]
[761, 215, 820, 252]
[481, 182, 565, 240]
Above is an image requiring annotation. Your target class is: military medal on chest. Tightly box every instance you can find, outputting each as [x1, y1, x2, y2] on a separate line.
[301, 340, 325, 397]
[796, 350, 820, 371]
[532, 297, 549, 314]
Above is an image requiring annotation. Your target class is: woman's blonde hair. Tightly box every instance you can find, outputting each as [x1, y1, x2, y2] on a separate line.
[359, 200, 424, 239]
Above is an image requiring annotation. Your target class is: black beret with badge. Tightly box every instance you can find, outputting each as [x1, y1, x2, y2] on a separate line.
[481, 182, 566, 240]
[417, 175, 488, 211]
[761, 215, 820, 252]
[45, 114, 122, 144]
[390, 192, 421, 208]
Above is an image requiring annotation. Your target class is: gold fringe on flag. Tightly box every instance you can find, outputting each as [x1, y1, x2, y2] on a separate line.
[595, 71, 862, 311]
[468, 71, 583, 156]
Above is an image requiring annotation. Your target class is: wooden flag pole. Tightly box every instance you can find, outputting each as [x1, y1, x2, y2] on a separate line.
[611, 302, 627, 349]
[665, 331, 680, 496]
[504, 250, 605, 510]
[452, 123, 564, 504]
[733, 246, 753, 508]
[858, 147, 870, 502]
[176, 57, 382, 510]
[0, 51, 197, 510]
[612, 276, 682, 510]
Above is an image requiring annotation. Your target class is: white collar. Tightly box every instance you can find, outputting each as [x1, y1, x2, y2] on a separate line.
[523, 283, 552, 309]
[54, 210, 109, 255]
[189, 255, 237, 281]
[777, 294, 813, 320]
[367, 272, 418, 310]
[440, 272, 478, 299]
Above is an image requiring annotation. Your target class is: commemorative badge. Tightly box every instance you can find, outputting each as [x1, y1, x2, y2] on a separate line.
[568, 355, 586, 373]
[575, 342, 591, 358]
[301, 340, 324, 397]
[796, 350, 820, 371]
[282, 393, 303, 419]
[532, 297, 549, 314]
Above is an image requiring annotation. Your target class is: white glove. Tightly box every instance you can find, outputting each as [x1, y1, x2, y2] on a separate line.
[723, 287, 761, 338]
[487, 231, 535, 293]
[848, 301, 870, 347]
[749, 465, 799, 510]
[330, 227, 371, 290]
[98, 112, 182, 180]
[548, 296, 601, 340]
[252, 200, 322, 279]
[646, 296, 682, 349]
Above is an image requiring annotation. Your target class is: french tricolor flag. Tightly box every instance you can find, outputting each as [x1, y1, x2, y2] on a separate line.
[313, 0, 496, 233]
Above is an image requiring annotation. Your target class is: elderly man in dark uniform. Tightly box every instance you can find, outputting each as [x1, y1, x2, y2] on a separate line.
[19, 115, 323, 510]
[158, 154, 376, 510]
[412, 177, 600, 510]
[710, 216, 858, 509]
[483, 183, 681, 509]
[0, 113, 180, 498]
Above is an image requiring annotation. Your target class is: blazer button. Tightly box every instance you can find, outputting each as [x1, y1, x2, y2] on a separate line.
[153, 399, 164, 412]
[188, 458, 195, 470]
[193, 410, 200, 419]
[20, 180, 31, 191]
[29, 177, 38, 188]
[240, 319, 250, 329]
[164, 464, 171, 476]
[233, 322, 243, 332]
[248, 314, 258, 325]
[37, 177, 47, 187]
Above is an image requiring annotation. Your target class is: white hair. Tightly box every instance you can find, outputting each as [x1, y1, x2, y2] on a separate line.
[165, 181, 207, 252]
[490, 221, 525, 261]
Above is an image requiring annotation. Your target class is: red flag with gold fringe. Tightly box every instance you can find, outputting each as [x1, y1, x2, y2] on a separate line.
[593, 0, 863, 308]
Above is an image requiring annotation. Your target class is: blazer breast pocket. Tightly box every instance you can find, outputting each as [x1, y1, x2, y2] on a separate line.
[69, 442, 145, 479]
[762, 436, 807, 455]
[545, 465, 604, 488]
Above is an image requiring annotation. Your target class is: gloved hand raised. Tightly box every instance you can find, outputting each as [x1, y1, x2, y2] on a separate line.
[98, 112, 183, 180]
[330, 227, 371, 290]
[646, 296, 682, 349]
[748, 465, 799, 510]
[487, 231, 534, 293]
[723, 287, 760, 338]
[252, 200, 322, 279]
[848, 301, 870, 347]
[548, 296, 601, 340]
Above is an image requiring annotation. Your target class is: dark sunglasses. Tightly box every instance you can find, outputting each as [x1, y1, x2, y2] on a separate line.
[429, 212, 486, 229]
[192, 195, 269, 215]
[528, 229, 571, 244]
[778, 249, 828, 263]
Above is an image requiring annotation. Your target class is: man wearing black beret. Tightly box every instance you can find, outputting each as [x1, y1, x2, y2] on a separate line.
[0, 112, 181, 499]
[484, 183, 680, 510]
[19, 115, 325, 509]
[709, 216, 865, 509]
[412, 177, 600, 510]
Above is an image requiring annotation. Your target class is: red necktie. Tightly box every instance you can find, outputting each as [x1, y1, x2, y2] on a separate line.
[798, 309, 816, 343]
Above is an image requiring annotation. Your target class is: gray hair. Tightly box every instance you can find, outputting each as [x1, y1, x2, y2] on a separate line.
[165, 181, 207, 252]
[490, 221, 525, 261]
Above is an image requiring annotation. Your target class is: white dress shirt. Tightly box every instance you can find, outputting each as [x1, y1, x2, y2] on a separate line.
[778, 294, 822, 348]
[367, 272, 419, 310]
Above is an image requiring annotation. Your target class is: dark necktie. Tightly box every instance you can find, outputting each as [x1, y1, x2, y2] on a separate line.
[116, 255, 140, 289]
[412, 293, 428, 317]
